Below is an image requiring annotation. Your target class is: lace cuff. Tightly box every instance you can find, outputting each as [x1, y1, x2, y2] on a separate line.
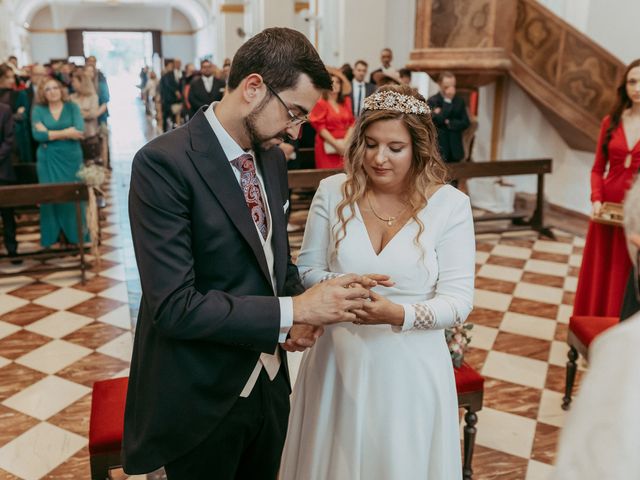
[399, 300, 462, 332]
[413, 303, 437, 330]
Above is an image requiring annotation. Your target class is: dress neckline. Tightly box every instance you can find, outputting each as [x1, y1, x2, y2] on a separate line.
[353, 184, 450, 257]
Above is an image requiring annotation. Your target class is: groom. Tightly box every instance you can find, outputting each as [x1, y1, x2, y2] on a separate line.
[123, 28, 375, 479]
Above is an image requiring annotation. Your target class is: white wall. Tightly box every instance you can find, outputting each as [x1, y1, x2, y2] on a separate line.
[161, 35, 196, 64]
[30, 33, 68, 64]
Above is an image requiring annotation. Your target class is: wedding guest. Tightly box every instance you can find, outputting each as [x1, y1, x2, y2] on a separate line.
[427, 71, 470, 163]
[187, 60, 225, 116]
[70, 69, 100, 164]
[281, 85, 475, 479]
[573, 59, 640, 318]
[309, 67, 354, 168]
[369, 47, 393, 84]
[0, 102, 18, 261]
[31, 78, 87, 247]
[350, 60, 376, 117]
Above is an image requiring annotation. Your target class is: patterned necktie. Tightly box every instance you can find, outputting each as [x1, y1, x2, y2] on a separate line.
[231, 154, 269, 240]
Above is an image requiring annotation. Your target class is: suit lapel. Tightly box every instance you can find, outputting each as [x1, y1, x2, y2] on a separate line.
[256, 150, 287, 295]
[186, 109, 273, 287]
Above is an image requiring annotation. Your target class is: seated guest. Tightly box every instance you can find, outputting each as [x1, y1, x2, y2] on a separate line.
[552, 178, 640, 480]
[427, 71, 470, 163]
[31, 78, 88, 247]
[188, 60, 225, 116]
[350, 60, 376, 117]
[0, 102, 18, 261]
[309, 67, 354, 169]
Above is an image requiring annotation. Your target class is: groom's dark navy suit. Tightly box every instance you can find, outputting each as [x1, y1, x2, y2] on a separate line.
[122, 106, 303, 476]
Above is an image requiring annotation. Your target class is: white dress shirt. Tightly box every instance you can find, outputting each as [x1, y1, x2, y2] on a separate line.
[352, 80, 366, 116]
[204, 102, 294, 397]
[202, 75, 214, 93]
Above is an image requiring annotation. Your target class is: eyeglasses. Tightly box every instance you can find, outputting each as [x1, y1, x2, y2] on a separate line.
[265, 83, 309, 126]
[44, 85, 60, 92]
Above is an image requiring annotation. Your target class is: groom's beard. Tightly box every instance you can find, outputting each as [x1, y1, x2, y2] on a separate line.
[243, 101, 290, 152]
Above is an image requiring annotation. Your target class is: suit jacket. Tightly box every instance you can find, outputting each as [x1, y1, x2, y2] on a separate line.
[122, 107, 304, 473]
[349, 81, 376, 116]
[427, 92, 470, 163]
[0, 103, 15, 182]
[160, 71, 180, 109]
[188, 76, 225, 116]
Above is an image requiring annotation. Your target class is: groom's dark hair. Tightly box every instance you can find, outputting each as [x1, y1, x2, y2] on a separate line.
[227, 27, 332, 93]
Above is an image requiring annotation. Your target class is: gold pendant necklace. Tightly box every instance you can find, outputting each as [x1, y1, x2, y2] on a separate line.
[366, 191, 407, 226]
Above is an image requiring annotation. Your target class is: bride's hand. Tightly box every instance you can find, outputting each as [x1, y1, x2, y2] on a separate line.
[352, 291, 404, 327]
[345, 273, 394, 289]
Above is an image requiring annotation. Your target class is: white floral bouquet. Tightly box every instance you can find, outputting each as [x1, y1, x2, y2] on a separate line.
[445, 324, 473, 368]
[77, 164, 108, 264]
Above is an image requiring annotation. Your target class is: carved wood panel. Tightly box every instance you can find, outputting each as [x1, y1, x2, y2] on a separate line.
[512, 0, 559, 85]
[429, 0, 492, 48]
[558, 32, 621, 119]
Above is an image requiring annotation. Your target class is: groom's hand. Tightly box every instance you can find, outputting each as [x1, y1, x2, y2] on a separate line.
[292, 274, 374, 326]
[281, 325, 324, 352]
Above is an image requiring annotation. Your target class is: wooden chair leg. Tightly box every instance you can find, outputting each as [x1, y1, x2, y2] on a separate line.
[463, 408, 478, 480]
[562, 346, 578, 410]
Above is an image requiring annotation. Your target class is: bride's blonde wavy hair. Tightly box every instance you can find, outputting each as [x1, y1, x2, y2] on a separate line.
[333, 84, 449, 256]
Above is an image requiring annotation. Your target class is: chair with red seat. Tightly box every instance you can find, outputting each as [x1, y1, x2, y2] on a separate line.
[89, 376, 128, 479]
[455, 362, 485, 480]
[562, 315, 618, 410]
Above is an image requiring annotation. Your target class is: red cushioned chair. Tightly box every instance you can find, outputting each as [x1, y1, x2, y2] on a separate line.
[562, 315, 618, 411]
[455, 362, 485, 480]
[89, 377, 128, 479]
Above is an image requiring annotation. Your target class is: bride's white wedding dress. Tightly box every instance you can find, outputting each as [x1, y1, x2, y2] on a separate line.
[280, 174, 475, 480]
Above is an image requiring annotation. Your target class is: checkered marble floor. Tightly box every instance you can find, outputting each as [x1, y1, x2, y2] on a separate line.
[0, 98, 589, 478]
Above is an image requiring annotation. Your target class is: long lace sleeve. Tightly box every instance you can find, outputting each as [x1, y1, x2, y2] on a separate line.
[296, 176, 344, 288]
[401, 194, 475, 331]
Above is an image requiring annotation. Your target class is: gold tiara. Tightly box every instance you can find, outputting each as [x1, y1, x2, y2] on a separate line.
[363, 91, 431, 116]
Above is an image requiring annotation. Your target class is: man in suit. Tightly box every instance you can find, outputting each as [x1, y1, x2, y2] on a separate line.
[369, 47, 393, 84]
[123, 27, 378, 479]
[427, 71, 470, 163]
[350, 60, 376, 117]
[0, 103, 18, 260]
[160, 59, 182, 131]
[188, 59, 226, 116]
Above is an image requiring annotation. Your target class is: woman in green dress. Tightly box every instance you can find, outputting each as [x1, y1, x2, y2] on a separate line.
[32, 77, 88, 247]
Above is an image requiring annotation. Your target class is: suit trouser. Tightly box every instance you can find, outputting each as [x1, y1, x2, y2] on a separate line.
[0, 180, 17, 255]
[620, 269, 640, 321]
[164, 366, 290, 480]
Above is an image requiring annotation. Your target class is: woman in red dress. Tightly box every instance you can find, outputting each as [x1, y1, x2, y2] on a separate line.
[573, 59, 640, 317]
[309, 67, 354, 169]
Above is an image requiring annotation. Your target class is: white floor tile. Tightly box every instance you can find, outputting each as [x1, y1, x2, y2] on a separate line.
[513, 282, 564, 305]
[491, 244, 532, 260]
[569, 254, 583, 268]
[476, 251, 490, 265]
[533, 240, 573, 255]
[473, 407, 537, 458]
[474, 289, 513, 312]
[98, 283, 129, 302]
[548, 340, 572, 368]
[98, 304, 132, 330]
[40, 270, 95, 288]
[0, 294, 29, 316]
[100, 248, 124, 263]
[468, 324, 499, 350]
[478, 264, 523, 283]
[0, 276, 34, 294]
[482, 351, 548, 389]
[0, 320, 20, 340]
[100, 265, 126, 281]
[0, 356, 10, 369]
[500, 312, 556, 341]
[0, 259, 39, 275]
[33, 288, 94, 311]
[557, 304, 573, 324]
[563, 276, 578, 293]
[16, 340, 92, 375]
[0, 422, 86, 479]
[25, 311, 94, 339]
[102, 236, 123, 247]
[524, 259, 569, 277]
[2, 375, 91, 420]
[526, 460, 555, 480]
[112, 367, 130, 379]
[537, 389, 567, 428]
[97, 332, 133, 362]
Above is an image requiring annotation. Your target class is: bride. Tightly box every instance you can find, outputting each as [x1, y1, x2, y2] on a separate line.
[280, 85, 475, 479]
